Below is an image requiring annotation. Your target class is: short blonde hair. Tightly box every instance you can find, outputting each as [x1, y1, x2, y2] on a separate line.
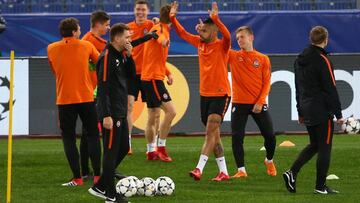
[235, 26, 253, 35]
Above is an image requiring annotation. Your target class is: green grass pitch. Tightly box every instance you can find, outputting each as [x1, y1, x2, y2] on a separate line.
[1, 135, 360, 202]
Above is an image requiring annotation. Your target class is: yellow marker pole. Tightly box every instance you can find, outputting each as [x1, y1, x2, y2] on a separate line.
[6, 50, 15, 203]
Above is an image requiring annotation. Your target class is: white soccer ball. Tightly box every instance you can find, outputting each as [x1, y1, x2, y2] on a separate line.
[126, 176, 140, 195]
[341, 116, 360, 134]
[126, 176, 140, 186]
[139, 177, 156, 197]
[136, 178, 145, 196]
[115, 177, 137, 197]
[155, 176, 175, 196]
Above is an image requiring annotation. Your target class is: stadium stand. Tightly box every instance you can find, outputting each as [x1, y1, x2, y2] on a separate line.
[0, 0, 357, 13]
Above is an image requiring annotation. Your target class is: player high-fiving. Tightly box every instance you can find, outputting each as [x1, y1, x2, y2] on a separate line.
[170, 1, 231, 182]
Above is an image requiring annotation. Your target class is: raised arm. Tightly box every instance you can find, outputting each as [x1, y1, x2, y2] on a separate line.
[209, 2, 231, 51]
[169, 1, 200, 47]
[131, 31, 159, 47]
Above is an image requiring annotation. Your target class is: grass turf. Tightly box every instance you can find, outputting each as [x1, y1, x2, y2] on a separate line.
[1, 135, 359, 202]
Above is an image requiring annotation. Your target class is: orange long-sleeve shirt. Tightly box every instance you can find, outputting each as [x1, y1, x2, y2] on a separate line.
[128, 20, 154, 75]
[47, 37, 99, 105]
[141, 22, 170, 81]
[82, 31, 107, 89]
[228, 49, 271, 105]
[170, 14, 231, 97]
[82, 31, 107, 52]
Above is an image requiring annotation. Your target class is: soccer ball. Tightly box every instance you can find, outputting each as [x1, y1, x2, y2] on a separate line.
[126, 176, 140, 187]
[126, 176, 140, 195]
[155, 176, 175, 196]
[115, 177, 137, 197]
[139, 177, 156, 197]
[136, 178, 145, 196]
[341, 116, 360, 134]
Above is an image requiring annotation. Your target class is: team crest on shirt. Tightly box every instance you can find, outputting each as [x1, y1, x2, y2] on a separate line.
[199, 44, 205, 52]
[143, 28, 148, 34]
[253, 59, 260, 68]
[163, 93, 168, 99]
[238, 57, 244, 62]
[116, 121, 121, 127]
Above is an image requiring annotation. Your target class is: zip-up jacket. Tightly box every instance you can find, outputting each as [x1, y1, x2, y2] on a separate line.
[294, 44, 342, 126]
[96, 43, 135, 119]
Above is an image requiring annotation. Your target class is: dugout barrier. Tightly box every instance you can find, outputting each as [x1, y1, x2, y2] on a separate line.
[1, 10, 360, 57]
[0, 54, 359, 136]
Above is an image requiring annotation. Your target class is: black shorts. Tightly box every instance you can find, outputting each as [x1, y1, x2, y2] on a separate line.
[200, 96, 231, 126]
[141, 80, 172, 108]
[128, 74, 146, 102]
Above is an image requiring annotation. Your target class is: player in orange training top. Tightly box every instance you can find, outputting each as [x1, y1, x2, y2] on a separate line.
[141, 4, 176, 162]
[228, 26, 277, 179]
[170, 1, 231, 181]
[81, 10, 110, 183]
[126, 0, 172, 155]
[47, 17, 101, 187]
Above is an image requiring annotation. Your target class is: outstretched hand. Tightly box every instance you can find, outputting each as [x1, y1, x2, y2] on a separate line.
[208, 2, 218, 17]
[170, 1, 179, 17]
[195, 18, 204, 34]
[152, 17, 160, 24]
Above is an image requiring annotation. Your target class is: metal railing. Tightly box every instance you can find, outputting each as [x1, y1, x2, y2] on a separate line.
[0, 0, 358, 13]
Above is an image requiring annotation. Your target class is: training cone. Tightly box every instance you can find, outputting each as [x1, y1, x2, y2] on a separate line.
[327, 174, 339, 180]
[259, 146, 266, 151]
[279, 141, 295, 147]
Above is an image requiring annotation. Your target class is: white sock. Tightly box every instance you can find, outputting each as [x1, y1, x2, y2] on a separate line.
[265, 158, 273, 163]
[238, 167, 246, 173]
[195, 154, 208, 173]
[216, 157, 228, 175]
[128, 134, 132, 148]
[158, 138, 166, 147]
[155, 134, 159, 146]
[147, 143, 156, 153]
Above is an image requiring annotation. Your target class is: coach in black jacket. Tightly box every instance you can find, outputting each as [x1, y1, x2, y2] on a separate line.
[283, 26, 344, 195]
[89, 23, 134, 203]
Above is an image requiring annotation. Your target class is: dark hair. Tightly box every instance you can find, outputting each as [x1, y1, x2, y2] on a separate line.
[310, 26, 328, 45]
[59, 17, 79, 37]
[235, 26, 254, 35]
[110, 23, 129, 42]
[159, 4, 171, 24]
[134, 0, 149, 8]
[203, 18, 214, 25]
[90, 11, 110, 28]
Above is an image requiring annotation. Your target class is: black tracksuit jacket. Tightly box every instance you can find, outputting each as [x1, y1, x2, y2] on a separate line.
[96, 43, 135, 119]
[294, 44, 342, 126]
[96, 31, 158, 119]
